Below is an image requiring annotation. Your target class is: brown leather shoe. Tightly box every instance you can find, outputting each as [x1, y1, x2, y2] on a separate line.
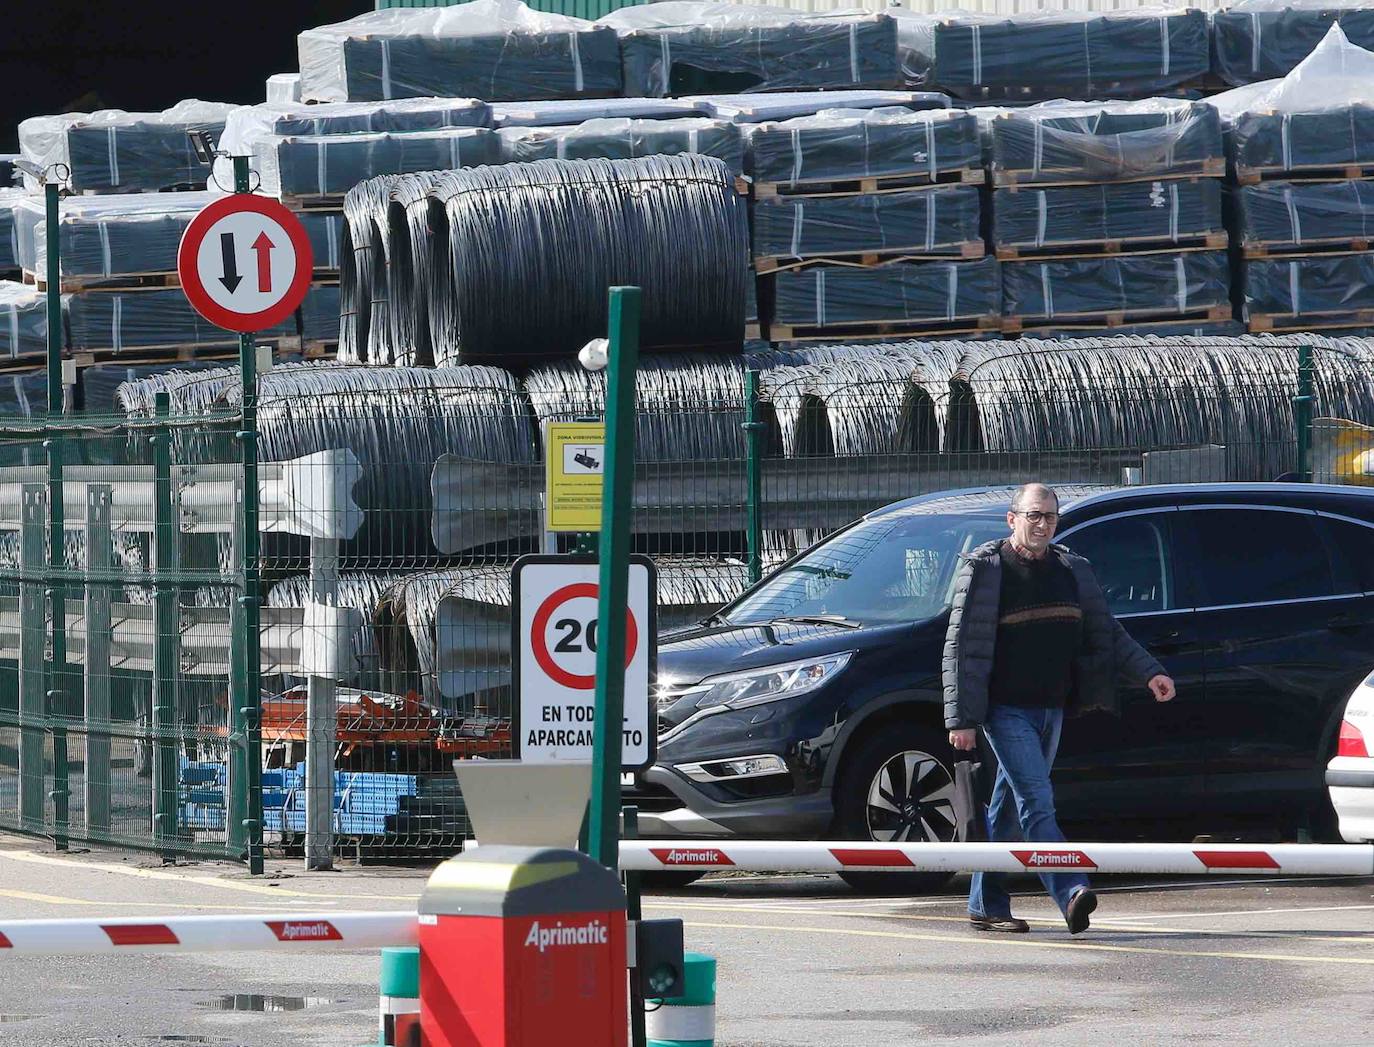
[1066, 888, 1098, 935]
[969, 914, 1030, 933]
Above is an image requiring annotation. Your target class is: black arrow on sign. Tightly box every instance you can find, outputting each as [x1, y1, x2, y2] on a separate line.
[218, 232, 242, 293]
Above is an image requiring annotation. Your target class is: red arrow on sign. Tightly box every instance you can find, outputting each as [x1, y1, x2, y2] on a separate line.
[251, 231, 275, 293]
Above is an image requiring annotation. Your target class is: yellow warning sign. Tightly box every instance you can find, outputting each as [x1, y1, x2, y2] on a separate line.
[545, 421, 606, 532]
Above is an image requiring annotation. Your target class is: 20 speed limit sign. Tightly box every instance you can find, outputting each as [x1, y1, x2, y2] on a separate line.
[512, 555, 656, 769]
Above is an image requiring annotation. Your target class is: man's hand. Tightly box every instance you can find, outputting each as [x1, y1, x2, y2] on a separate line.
[949, 728, 977, 751]
[1147, 675, 1176, 702]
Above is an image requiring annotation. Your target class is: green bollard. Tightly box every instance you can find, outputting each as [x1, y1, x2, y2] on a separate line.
[647, 953, 716, 1047]
[378, 945, 420, 1046]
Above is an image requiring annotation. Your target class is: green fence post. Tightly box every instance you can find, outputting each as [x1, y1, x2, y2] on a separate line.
[742, 370, 764, 587]
[152, 392, 178, 861]
[235, 151, 265, 877]
[1294, 343, 1314, 483]
[19, 486, 47, 833]
[587, 286, 640, 872]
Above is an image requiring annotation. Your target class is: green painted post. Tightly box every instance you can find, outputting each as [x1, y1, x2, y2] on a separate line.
[232, 154, 266, 876]
[647, 954, 717, 1047]
[742, 370, 764, 587]
[44, 175, 70, 850]
[152, 392, 178, 860]
[1294, 343, 1314, 483]
[624, 805, 648, 1047]
[587, 286, 640, 872]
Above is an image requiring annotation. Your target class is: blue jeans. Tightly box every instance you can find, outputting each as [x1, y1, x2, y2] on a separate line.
[968, 703, 1090, 919]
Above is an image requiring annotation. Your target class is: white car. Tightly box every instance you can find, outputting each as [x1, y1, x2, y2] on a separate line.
[1326, 671, 1374, 843]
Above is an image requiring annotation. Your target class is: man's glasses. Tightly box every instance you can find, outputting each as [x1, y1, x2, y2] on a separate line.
[1013, 511, 1059, 524]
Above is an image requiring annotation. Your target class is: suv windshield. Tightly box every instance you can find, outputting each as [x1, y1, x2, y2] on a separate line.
[725, 511, 1008, 626]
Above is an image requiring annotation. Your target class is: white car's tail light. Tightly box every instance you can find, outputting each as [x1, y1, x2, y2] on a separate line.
[1337, 719, 1370, 759]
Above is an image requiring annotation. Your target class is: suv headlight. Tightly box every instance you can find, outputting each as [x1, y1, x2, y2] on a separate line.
[681, 652, 854, 714]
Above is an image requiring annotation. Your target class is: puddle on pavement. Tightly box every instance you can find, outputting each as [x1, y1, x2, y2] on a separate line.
[200, 995, 335, 1013]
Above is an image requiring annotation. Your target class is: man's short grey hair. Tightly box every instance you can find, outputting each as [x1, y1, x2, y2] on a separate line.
[1010, 483, 1059, 512]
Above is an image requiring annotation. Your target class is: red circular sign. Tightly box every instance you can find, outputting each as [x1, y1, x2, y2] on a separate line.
[177, 194, 314, 333]
[530, 582, 639, 691]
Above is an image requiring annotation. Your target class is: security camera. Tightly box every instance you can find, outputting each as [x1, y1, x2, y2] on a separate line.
[188, 130, 217, 166]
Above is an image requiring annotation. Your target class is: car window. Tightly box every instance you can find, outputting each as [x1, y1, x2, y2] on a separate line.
[1062, 514, 1175, 614]
[725, 512, 1008, 625]
[1187, 508, 1334, 606]
[1319, 515, 1374, 593]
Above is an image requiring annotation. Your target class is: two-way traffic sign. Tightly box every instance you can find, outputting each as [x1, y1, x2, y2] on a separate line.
[177, 195, 313, 333]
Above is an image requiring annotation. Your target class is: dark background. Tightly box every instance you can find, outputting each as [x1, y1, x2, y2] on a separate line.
[2, 2, 365, 151]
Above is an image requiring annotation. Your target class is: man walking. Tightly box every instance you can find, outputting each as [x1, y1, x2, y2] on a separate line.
[943, 483, 1176, 934]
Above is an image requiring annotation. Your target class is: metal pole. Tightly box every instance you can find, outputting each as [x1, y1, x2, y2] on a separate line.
[1294, 343, 1314, 483]
[83, 486, 112, 837]
[743, 369, 764, 587]
[305, 536, 338, 872]
[19, 486, 46, 832]
[232, 154, 265, 876]
[152, 392, 178, 861]
[587, 286, 640, 872]
[44, 176, 70, 850]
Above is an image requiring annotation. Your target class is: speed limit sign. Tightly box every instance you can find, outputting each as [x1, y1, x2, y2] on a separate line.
[512, 554, 656, 769]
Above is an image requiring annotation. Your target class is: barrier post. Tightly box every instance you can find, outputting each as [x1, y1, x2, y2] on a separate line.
[647, 954, 717, 1047]
[152, 392, 178, 860]
[44, 171, 69, 851]
[378, 945, 420, 1046]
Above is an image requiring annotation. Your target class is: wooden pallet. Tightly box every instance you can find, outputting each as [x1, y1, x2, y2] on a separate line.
[754, 167, 984, 201]
[993, 162, 1225, 191]
[59, 337, 338, 367]
[1242, 239, 1372, 260]
[995, 232, 1227, 261]
[1248, 310, 1374, 333]
[766, 314, 1002, 343]
[755, 243, 986, 273]
[1016, 316, 1241, 338]
[1002, 304, 1232, 334]
[24, 268, 341, 294]
[1236, 163, 1374, 186]
[745, 323, 763, 341]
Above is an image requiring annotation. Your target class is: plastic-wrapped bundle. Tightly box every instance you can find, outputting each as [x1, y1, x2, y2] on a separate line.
[599, 4, 900, 98]
[0, 156, 18, 188]
[992, 180, 1225, 255]
[67, 289, 298, 353]
[301, 212, 345, 273]
[17, 101, 236, 194]
[1002, 251, 1231, 325]
[747, 108, 979, 189]
[1236, 181, 1374, 250]
[986, 100, 1225, 186]
[1246, 254, 1374, 325]
[301, 283, 341, 345]
[212, 125, 502, 199]
[697, 90, 948, 123]
[0, 189, 22, 272]
[894, 8, 1209, 101]
[0, 369, 50, 417]
[298, 0, 621, 103]
[0, 283, 52, 360]
[1213, 0, 1374, 86]
[266, 73, 302, 104]
[524, 353, 746, 462]
[769, 257, 1001, 330]
[752, 187, 982, 264]
[427, 154, 748, 364]
[491, 98, 704, 126]
[498, 118, 745, 174]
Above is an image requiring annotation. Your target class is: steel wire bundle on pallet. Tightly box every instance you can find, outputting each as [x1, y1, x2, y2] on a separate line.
[598, 3, 900, 98]
[17, 101, 236, 195]
[66, 289, 300, 357]
[746, 107, 981, 196]
[1001, 252, 1232, 333]
[696, 90, 948, 124]
[893, 8, 1210, 102]
[1234, 181, 1374, 253]
[0, 190, 22, 275]
[298, 0, 622, 103]
[1246, 254, 1374, 331]
[497, 117, 745, 174]
[366, 153, 748, 365]
[0, 282, 53, 361]
[1213, 0, 1374, 86]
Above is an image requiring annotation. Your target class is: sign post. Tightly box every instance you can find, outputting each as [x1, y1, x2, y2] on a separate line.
[178, 169, 313, 874]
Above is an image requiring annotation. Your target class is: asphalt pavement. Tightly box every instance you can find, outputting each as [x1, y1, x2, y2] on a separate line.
[0, 835, 1370, 1045]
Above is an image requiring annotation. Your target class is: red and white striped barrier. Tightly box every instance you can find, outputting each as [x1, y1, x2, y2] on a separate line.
[620, 840, 1374, 876]
[0, 911, 416, 954]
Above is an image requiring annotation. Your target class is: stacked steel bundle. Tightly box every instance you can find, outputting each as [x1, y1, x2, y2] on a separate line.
[340, 154, 748, 367]
[297, 0, 622, 104]
[747, 107, 995, 343]
[0, 189, 21, 277]
[1219, 26, 1374, 333]
[597, 3, 901, 98]
[497, 117, 745, 174]
[988, 100, 1232, 337]
[893, 8, 1210, 102]
[1213, 0, 1374, 86]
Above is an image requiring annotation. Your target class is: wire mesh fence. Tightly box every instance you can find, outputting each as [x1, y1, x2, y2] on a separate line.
[0, 335, 1371, 862]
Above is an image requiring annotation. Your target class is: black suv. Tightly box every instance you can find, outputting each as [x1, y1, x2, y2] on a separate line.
[627, 483, 1374, 888]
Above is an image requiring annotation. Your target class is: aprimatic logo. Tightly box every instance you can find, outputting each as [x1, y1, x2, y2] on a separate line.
[266, 920, 342, 942]
[1012, 850, 1098, 871]
[650, 847, 735, 867]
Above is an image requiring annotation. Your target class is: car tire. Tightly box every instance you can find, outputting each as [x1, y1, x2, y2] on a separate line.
[833, 724, 962, 895]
